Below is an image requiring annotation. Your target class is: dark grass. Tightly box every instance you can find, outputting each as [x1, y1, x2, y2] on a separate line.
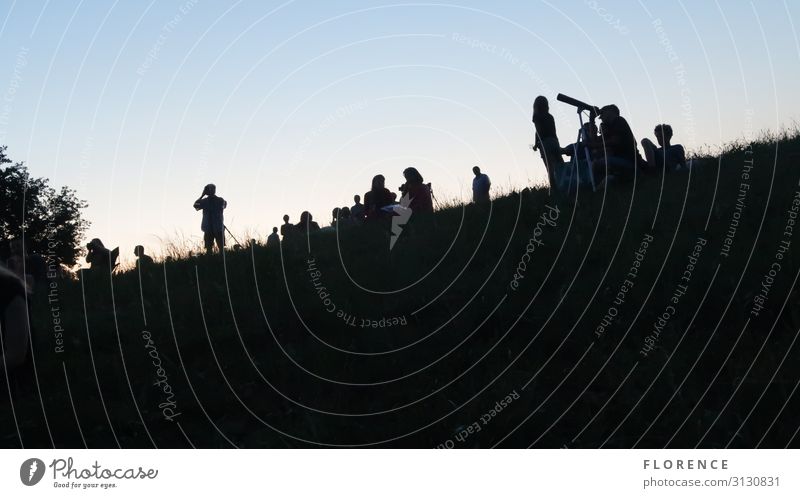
[4, 132, 800, 448]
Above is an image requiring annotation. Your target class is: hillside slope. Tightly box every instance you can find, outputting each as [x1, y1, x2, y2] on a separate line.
[4, 134, 800, 448]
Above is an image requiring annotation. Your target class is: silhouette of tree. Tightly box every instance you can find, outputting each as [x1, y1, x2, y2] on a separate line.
[0, 146, 89, 266]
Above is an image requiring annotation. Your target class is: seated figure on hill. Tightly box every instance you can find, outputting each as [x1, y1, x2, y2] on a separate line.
[134, 245, 155, 267]
[561, 121, 600, 160]
[591, 104, 645, 185]
[364, 175, 397, 221]
[337, 207, 355, 229]
[398, 167, 433, 214]
[641, 124, 686, 171]
[295, 211, 320, 234]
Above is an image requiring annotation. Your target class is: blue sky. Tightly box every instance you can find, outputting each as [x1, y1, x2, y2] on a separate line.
[0, 0, 798, 263]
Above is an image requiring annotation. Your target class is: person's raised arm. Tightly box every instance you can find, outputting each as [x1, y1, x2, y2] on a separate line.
[193, 194, 205, 211]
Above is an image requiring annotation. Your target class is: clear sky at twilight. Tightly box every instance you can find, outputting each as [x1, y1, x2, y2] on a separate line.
[0, 0, 798, 265]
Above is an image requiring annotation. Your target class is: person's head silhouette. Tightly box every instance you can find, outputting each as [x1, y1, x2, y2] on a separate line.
[599, 104, 620, 124]
[354, 194, 361, 205]
[371, 175, 385, 191]
[134, 245, 154, 265]
[87, 238, 105, 251]
[403, 167, 423, 185]
[654, 124, 673, 147]
[533, 95, 549, 114]
[204, 184, 216, 196]
[283, 214, 289, 223]
[473, 166, 481, 177]
[300, 211, 312, 224]
[272, 227, 278, 234]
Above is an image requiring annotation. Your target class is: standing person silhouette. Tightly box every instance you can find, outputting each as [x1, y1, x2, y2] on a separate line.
[532, 95, 564, 187]
[193, 184, 227, 254]
[267, 227, 280, 247]
[280, 214, 294, 239]
[472, 166, 491, 203]
[350, 194, 365, 221]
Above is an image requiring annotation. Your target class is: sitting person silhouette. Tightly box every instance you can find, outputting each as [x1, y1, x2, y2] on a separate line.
[472, 166, 491, 204]
[399, 167, 433, 214]
[592, 104, 643, 185]
[364, 174, 397, 221]
[0, 264, 29, 373]
[267, 227, 280, 247]
[350, 195, 365, 221]
[134, 245, 154, 266]
[193, 183, 227, 254]
[85, 238, 118, 273]
[562, 121, 600, 159]
[532, 95, 564, 186]
[280, 214, 294, 239]
[641, 124, 686, 171]
[295, 211, 320, 234]
[337, 207, 355, 229]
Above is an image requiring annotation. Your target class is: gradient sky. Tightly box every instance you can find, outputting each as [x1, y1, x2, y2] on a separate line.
[0, 0, 798, 265]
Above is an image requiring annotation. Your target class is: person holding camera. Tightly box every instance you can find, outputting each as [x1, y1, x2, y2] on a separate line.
[85, 238, 117, 273]
[399, 167, 433, 214]
[193, 183, 228, 254]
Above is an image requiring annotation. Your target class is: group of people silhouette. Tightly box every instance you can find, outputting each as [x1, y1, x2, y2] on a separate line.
[532, 95, 686, 190]
[2, 93, 687, 278]
[0, 93, 689, 381]
[41, 95, 688, 271]
[271, 166, 442, 245]
[193, 95, 684, 256]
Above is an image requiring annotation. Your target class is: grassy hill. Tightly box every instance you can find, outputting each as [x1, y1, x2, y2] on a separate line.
[4, 132, 800, 448]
